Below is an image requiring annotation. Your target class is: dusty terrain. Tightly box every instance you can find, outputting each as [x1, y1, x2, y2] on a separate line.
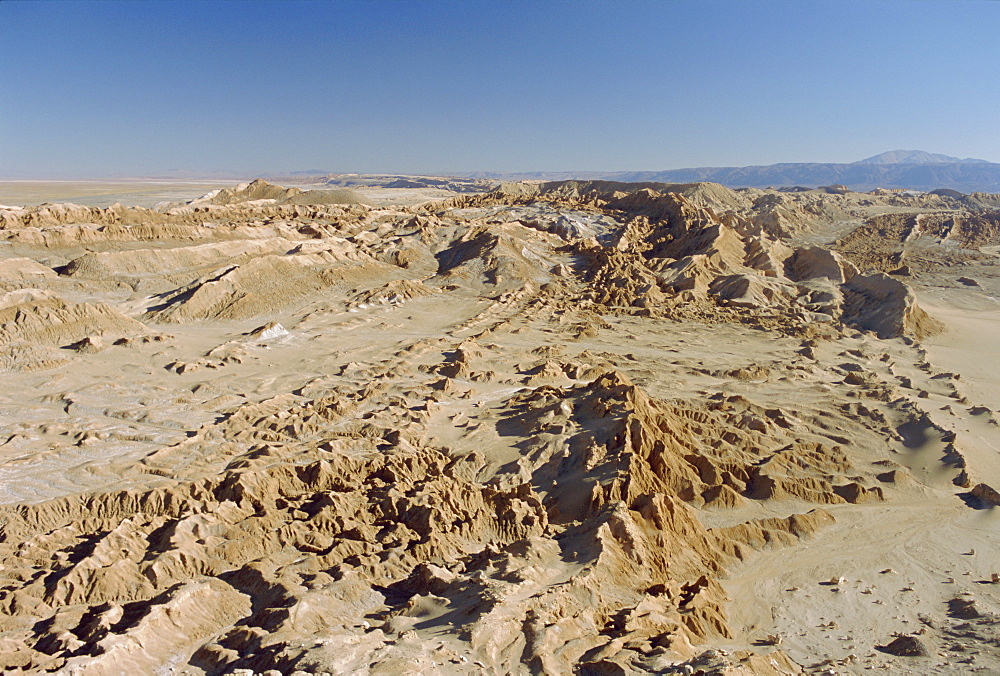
[0, 178, 999, 674]
[0, 181, 249, 210]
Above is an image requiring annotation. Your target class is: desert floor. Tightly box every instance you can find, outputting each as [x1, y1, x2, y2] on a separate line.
[0, 179, 998, 674]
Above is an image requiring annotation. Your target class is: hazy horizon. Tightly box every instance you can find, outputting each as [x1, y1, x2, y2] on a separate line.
[2, 1, 998, 178]
[3, 148, 998, 183]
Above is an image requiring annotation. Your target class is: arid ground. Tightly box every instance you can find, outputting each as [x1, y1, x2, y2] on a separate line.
[1, 179, 999, 674]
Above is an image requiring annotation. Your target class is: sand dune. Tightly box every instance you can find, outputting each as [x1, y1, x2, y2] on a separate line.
[0, 180, 998, 673]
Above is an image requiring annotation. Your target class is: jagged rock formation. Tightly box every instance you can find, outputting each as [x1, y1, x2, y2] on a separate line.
[442, 181, 941, 340]
[0, 366, 850, 673]
[836, 210, 1000, 274]
[0, 179, 997, 673]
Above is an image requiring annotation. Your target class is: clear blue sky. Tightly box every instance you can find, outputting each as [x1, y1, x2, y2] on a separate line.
[2, 0, 998, 177]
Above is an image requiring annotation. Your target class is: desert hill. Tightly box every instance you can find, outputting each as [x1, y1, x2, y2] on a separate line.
[186, 179, 373, 207]
[0, 179, 999, 673]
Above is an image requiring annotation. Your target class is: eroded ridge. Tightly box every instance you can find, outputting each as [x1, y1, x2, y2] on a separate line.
[0, 179, 999, 673]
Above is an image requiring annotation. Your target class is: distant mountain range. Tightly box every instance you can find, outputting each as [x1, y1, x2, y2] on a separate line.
[853, 150, 989, 165]
[466, 150, 1000, 193]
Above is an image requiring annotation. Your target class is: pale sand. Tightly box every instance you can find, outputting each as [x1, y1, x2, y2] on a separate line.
[0, 180, 246, 208]
[923, 303, 1000, 411]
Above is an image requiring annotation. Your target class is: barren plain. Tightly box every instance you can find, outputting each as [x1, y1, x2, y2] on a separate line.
[1, 178, 999, 674]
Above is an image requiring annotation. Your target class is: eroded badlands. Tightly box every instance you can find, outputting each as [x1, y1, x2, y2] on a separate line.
[1, 179, 999, 674]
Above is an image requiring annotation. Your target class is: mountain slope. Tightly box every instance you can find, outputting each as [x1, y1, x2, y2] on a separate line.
[855, 150, 989, 164]
[470, 152, 1000, 192]
[613, 161, 1000, 192]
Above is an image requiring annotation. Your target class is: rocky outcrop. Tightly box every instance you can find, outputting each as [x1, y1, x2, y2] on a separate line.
[841, 272, 944, 339]
[0, 289, 147, 371]
[0, 178, 979, 673]
[485, 183, 939, 339]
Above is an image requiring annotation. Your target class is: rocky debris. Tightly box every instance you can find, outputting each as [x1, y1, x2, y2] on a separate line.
[246, 322, 288, 342]
[878, 634, 930, 657]
[662, 647, 803, 675]
[948, 595, 982, 619]
[351, 279, 440, 307]
[970, 482, 1000, 507]
[66, 335, 107, 354]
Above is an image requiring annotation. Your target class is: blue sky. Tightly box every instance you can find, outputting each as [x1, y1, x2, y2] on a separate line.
[2, 0, 998, 177]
